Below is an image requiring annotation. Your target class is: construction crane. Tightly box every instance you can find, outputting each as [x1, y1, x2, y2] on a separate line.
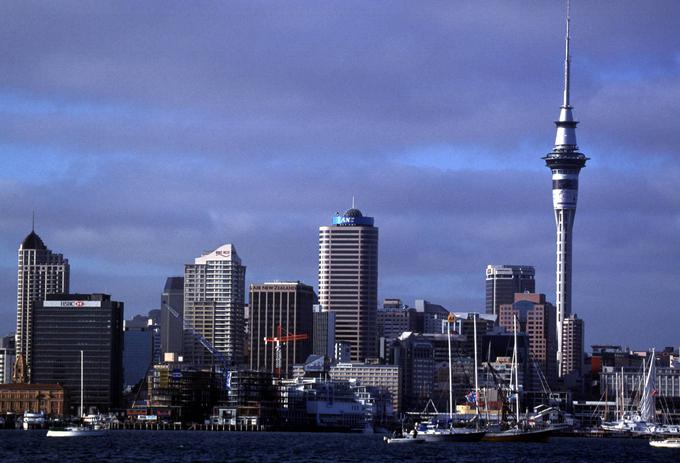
[263, 324, 308, 378]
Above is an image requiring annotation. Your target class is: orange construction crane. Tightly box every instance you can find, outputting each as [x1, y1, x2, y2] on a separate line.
[263, 324, 308, 378]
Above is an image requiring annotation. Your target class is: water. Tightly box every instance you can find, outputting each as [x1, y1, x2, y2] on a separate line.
[0, 431, 678, 463]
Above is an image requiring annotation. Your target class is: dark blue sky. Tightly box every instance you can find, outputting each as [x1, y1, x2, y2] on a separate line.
[1, 1, 678, 350]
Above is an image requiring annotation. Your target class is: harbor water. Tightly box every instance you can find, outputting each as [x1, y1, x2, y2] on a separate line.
[1, 431, 679, 463]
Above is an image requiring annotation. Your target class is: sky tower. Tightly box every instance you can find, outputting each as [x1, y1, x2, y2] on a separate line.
[543, 2, 589, 377]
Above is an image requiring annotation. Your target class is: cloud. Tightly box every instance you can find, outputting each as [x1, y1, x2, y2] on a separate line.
[0, 1, 679, 350]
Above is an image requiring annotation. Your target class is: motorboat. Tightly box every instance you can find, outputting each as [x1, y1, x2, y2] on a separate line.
[47, 425, 107, 438]
[649, 437, 680, 449]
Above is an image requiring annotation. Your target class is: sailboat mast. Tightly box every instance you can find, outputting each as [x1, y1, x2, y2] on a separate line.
[473, 313, 479, 418]
[513, 314, 520, 424]
[80, 350, 84, 418]
[447, 315, 454, 421]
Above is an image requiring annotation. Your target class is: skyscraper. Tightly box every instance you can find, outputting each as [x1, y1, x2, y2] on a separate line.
[31, 293, 123, 414]
[249, 281, 315, 376]
[15, 229, 70, 380]
[183, 244, 246, 367]
[318, 205, 378, 362]
[160, 276, 184, 357]
[543, 8, 588, 376]
[485, 265, 536, 316]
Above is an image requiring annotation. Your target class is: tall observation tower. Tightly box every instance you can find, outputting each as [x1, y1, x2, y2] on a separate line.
[543, 3, 589, 377]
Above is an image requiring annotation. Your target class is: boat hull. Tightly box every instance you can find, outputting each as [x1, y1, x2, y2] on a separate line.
[46, 428, 107, 437]
[384, 437, 425, 444]
[650, 439, 680, 449]
[482, 427, 554, 442]
[421, 430, 486, 442]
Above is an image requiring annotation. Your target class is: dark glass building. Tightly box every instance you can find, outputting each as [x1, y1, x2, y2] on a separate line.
[248, 282, 315, 376]
[31, 293, 123, 414]
[485, 265, 535, 317]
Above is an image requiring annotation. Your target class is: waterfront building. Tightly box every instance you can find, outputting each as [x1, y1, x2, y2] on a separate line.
[0, 384, 65, 415]
[543, 12, 589, 377]
[312, 305, 335, 360]
[414, 299, 450, 334]
[498, 293, 558, 387]
[146, 363, 224, 423]
[328, 363, 401, 414]
[160, 277, 184, 357]
[31, 293, 123, 414]
[248, 282, 315, 377]
[183, 244, 246, 367]
[15, 228, 70, 380]
[485, 265, 535, 316]
[318, 205, 378, 362]
[394, 331, 468, 413]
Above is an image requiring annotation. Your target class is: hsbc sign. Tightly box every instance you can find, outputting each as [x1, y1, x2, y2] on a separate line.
[43, 300, 102, 308]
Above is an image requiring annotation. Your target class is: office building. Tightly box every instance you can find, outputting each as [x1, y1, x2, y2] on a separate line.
[124, 317, 155, 390]
[498, 293, 557, 387]
[184, 244, 246, 367]
[249, 281, 315, 376]
[31, 293, 123, 414]
[312, 305, 335, 360]
[319, 205, 378, 362]
[543, 13, 589, 376]
[377, 299, 418, 341]
[329, 362, 401, 414]
[485, 265, 535, 316]
[16, 229, 70, 380]
[414, 299, 451, 334]
[160, 276, 184, 357]
[561, 314, 584, 378]
[0, 335, 15, 384]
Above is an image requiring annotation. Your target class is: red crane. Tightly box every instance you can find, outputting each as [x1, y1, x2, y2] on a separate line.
[263, 324, 308, 378]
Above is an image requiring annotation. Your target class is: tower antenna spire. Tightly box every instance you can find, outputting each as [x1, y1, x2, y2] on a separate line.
[563, 0, 571, 108]
[32, 209, 35, 232]
[352, 195, 356, 209]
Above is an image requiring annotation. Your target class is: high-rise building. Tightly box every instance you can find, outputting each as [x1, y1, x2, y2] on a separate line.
[312, 305, 335, 360]
[248, 281, 315, 376]
[498, 293, 557, 387]
[485, 265, 535, 316]
[123, 315, 155, 390]
[318, 206, 378, 362]
[377, 299, 418, 341]
[561, 314, 584, 378]
[183, 244, 246, 367]
[31, 293, 123, 414]
[15, 229, 70, 380]
[414, 300, 450, 334]
[160, 277, 184, 357]
[542, 12, 589, 376]
[0, 335, 15, 384]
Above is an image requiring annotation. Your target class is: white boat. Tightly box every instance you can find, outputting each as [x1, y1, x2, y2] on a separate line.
[650, 438, 680, 448]
[384, 435, 425, 444]
[46, 350, 108, 438]
[47, 426, 107, 438]
[22, 412, 45, 430]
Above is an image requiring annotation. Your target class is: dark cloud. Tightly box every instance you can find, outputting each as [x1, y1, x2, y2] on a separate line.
[0, 1, 679, 349]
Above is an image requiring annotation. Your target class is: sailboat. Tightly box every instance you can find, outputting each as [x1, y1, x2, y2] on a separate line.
[482, 314, 554, 442]
[419, 313, 486, 442]
[47, 351, 107, 437]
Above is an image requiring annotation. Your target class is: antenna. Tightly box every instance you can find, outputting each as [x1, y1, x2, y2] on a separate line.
[352, 195, 356, 209]
[563, 0, 571, 108]
[32, 209, 35, 232]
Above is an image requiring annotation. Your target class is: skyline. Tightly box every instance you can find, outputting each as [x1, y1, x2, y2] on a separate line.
[1, 1, 679, 350]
